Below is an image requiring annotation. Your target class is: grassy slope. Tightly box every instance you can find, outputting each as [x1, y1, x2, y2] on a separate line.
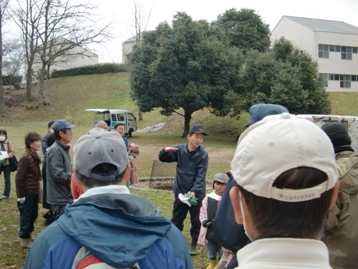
[1, 72, 356, 130]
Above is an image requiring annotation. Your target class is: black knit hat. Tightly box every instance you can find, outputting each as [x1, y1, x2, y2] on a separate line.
[321, 122, 353, 154]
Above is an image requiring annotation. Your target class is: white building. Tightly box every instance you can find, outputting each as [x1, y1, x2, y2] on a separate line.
[122, 36, 137, 64]
[32, 38, 98, 78]
[271, 16, 358, 92]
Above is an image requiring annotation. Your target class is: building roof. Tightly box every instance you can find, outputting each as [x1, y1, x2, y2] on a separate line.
[284, 16, 358, 35]
[123, 36, 137, 44]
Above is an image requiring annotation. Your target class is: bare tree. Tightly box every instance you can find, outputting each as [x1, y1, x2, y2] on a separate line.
[36, 0, 112, 106]
[130, 0, 152, 121]
[12, 0, 112, 105]
[0, 0, 11, 113]
[12, 0, 43, 101]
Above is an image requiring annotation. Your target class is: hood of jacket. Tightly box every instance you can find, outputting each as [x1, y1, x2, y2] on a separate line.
[56, 186, 172, 268]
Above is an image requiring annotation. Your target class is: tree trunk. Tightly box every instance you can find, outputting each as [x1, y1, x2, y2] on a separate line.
[138, 109, 143, 121]
[38, 62, 46, 106]
[181, 110, 192, 138]
[26, 65, 32, 100]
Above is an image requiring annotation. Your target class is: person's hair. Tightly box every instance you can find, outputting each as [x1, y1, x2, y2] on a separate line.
[239, 167, 334, 239]
[46, 132, 56, 148]
[24, 132, 42, 149]
[76, 163, 126, 188]
[95, 121, 108, 129]
[48, 121, 55, 128]
[54, 129, 68, 140]
[0, 129, 7, 139]
[114, 123, 125, 129]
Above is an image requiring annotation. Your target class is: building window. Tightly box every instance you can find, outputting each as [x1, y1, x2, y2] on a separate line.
[352, 75, 357, 82]
[319, 73, 329, 87]
[318, 44, 329, 58]
[353, 47, 358, 53]
[341, 46, 352, 60]
[340, 75, 351, 88]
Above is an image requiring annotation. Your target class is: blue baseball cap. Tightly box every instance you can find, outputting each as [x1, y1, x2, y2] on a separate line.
[246, 104, 289, 127]
[52, 119, 76, 131]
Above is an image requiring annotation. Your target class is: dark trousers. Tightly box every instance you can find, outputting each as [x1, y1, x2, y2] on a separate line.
[17, 195, 39, 238]
[171, 194, 203, 242]
[1, 164, 11, 197]
[51, 204, 66, 220]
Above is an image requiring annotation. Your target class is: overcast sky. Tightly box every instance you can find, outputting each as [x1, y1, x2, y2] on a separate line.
[86, 0, 358, 63]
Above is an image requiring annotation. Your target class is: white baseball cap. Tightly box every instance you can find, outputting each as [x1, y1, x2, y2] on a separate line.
[231, 113, 338, 202]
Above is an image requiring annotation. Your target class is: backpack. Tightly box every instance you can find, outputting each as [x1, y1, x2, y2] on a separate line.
[72, 246, 140, 269]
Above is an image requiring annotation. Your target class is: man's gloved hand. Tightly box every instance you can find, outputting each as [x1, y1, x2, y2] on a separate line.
[184, 192, 198, 206]
[202, 220, 212, 227]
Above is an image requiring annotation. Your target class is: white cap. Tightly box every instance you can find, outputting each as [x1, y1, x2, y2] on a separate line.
[231, 113, 338, 202]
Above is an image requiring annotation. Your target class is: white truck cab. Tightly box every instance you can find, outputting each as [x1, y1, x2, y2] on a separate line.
[85, 109, 137, 136]
[298, 114, 358, 152]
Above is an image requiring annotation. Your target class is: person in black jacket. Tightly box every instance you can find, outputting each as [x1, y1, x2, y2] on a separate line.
[158, 124, 209, 256]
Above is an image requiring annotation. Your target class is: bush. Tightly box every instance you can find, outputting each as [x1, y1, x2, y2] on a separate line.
[2, 75, 23, 85]
[51, 63, 128, 78]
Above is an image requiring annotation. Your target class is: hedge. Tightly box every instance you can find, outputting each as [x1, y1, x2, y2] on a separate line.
[51, 63, 128, 78]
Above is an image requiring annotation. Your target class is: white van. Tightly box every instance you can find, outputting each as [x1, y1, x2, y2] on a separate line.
[298, 114, 358, 152]
[85, 109, 137, 136]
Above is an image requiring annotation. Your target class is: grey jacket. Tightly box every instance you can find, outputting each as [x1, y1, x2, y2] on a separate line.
[46, 141, 73, 205]
[158, 143, 208, 198]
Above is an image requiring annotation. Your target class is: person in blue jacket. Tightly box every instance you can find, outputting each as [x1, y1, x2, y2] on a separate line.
[158, 124, 209, 256]
[23, 129, 193, 269]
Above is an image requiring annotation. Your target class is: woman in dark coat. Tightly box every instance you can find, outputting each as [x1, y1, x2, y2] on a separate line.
[15, 132, 42, 248]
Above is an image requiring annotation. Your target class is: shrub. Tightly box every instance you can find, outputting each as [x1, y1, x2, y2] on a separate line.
[51, 63, 128, 78]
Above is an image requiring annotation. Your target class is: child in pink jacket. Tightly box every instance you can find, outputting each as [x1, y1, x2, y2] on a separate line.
[198, 173, 229, 269]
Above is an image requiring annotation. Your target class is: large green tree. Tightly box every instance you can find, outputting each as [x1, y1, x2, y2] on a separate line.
[228, 38, 331, 115]
[215, 8, 270, 53]
[129, 12, 243, 136]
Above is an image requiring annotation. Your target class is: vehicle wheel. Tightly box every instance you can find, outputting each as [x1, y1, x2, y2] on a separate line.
[128, 129, 133, 137]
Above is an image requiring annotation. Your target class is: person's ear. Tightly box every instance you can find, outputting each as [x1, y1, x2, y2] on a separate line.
[230, 186, 243, 224]
[329, 179, 340, 210]
[123, 161, 131, 181]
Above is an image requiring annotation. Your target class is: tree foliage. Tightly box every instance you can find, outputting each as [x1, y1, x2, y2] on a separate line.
[129, 12, 243, 136]
[231, 37, 331, 115]
[215, 8, 270, 53]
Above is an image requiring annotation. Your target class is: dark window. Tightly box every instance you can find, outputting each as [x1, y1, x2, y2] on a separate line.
[340, 75, 351, 88]
[335, 46, 341, 52]
[341, 46, 352, 60]
[353, 47, 358, 53]
[352, 75, 357, 81]
[318, 44, 329, 58]
[334, 75, 339, 81]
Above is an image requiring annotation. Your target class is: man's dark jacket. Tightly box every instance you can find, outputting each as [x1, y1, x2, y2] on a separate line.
[158, 143, 208, 199]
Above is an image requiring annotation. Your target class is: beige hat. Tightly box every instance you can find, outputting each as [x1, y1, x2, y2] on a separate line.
[231, 113, 338, 202]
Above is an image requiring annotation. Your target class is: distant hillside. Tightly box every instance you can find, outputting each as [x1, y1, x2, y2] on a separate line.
[0, 73, 357, 136]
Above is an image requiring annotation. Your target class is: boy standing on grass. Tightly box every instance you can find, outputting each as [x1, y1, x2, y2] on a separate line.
[158, 124, 209, 255]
